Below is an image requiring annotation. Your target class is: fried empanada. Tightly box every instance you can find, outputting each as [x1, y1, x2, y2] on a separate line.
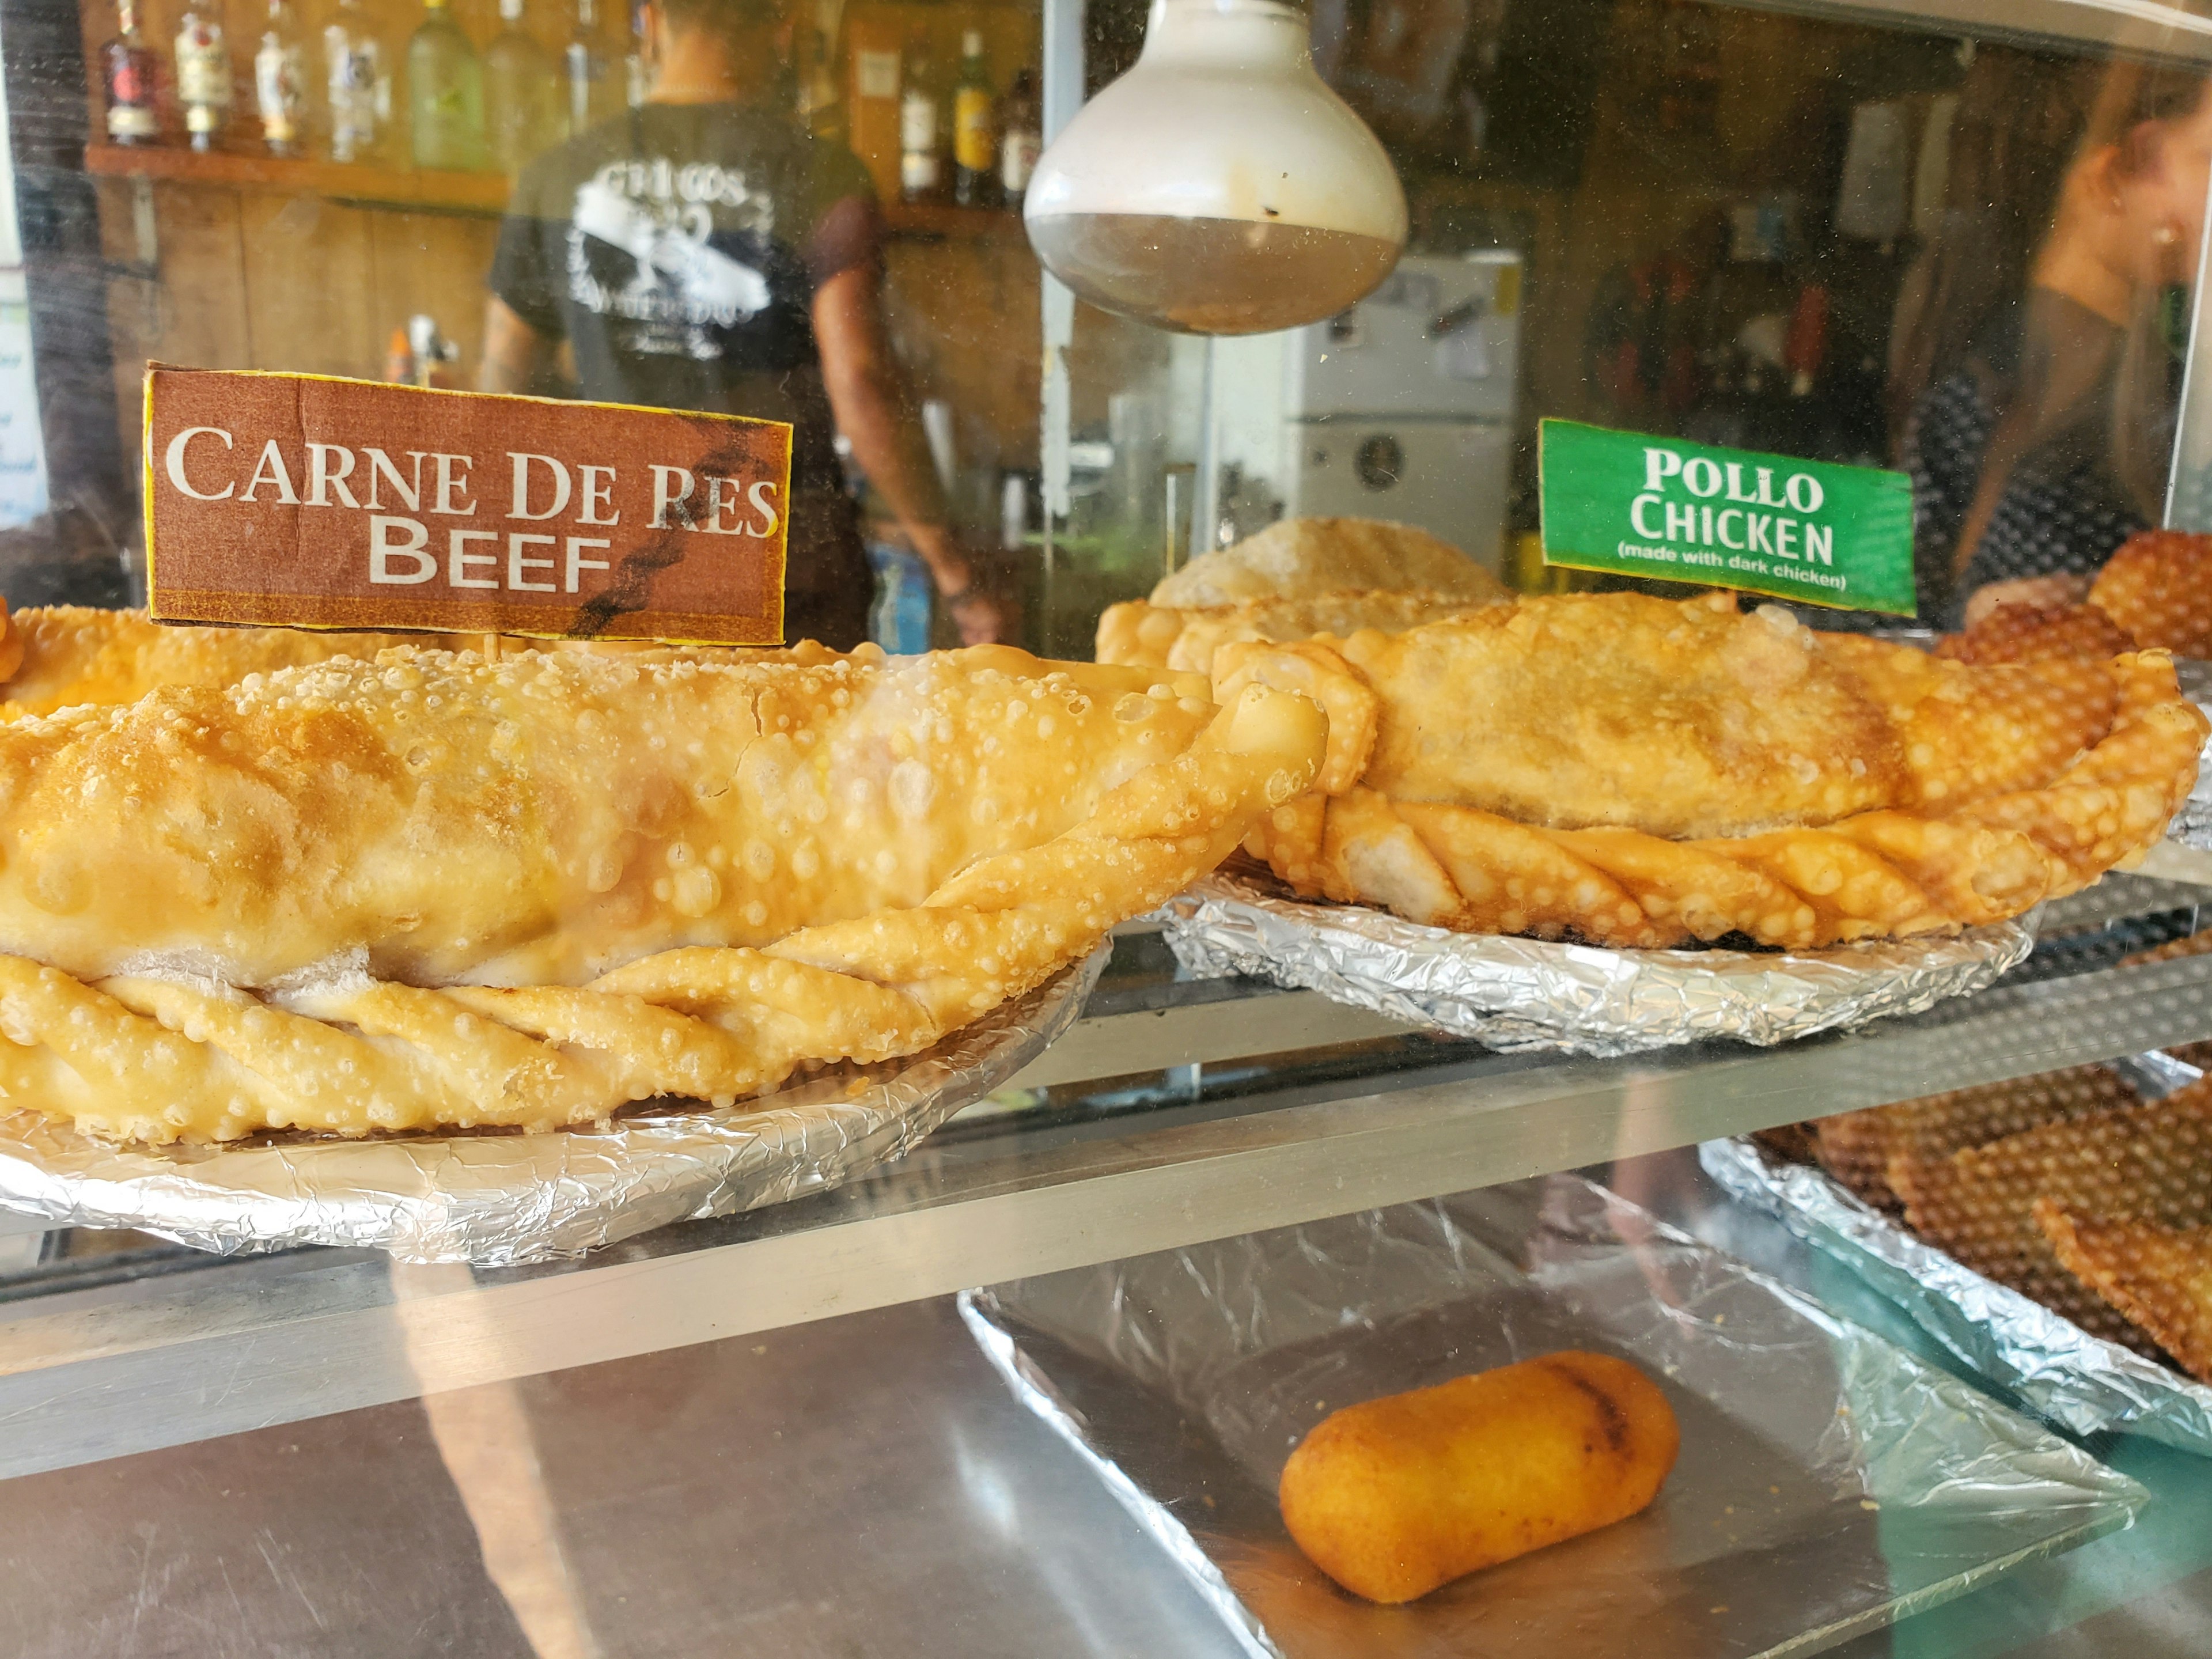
[1935, 602, 2137, 666]
[1199, 592, 2205, 948]
[1096, 589, 1502, 675]
[1807, 1065, 2140, 1213]
[1896, 1081, 2212, 1355]
[1150, 517, 1505, 610]
[0, 644, 1326, 1142]
[2037, 1203, 2212, 1381]
[0, 604, 406, 717]
[2088, 530, 2212, 657]
[0, 604, 839, 718]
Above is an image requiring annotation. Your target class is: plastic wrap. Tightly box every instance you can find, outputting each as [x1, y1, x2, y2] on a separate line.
[0, 952, 1105, 1267]
[960, 1173, 2142, 1659]
[1161, 872, 2033, 1056]
[1700, 1135, 2212, 1457]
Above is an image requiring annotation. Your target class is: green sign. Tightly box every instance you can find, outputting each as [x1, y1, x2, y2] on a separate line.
[1538, 419, 1916, 617]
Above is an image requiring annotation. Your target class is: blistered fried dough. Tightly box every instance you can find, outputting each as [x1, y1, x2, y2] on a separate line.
[1810, 1065, 2142, 1213]
[1150, 516, 1506, 609]
[0, 647, 1326, 1141]
[1936, 603, 2136, 666]
[0, 604, 851, 717]
[0, 605, 406, 717]
[1896, 1081, 2212, 1355]
[1221, 592, 2206, 948]
[2088, 529, 2212, 657]
[1278, 1351, 1680, 1604]
[1096, 590, 1502, 675]
[2037, 1204, 2212, 1382]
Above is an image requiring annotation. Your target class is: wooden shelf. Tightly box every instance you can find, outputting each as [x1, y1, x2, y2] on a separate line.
[85, 143, 1035, 244]
[84, 142, 513, 215]
[881, 199, 1029, 241]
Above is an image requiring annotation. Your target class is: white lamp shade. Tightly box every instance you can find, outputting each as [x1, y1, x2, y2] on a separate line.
[1025, 0, 1409, 334]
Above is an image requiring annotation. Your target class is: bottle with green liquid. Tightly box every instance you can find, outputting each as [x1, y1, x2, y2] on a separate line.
[408, 0, 487, 170]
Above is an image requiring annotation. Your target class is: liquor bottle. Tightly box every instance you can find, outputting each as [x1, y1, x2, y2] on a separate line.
[998, 67, 1038, 209]
[795, 20, 840, 140]
[564, 0, 613, 135]
[325, 0, 388, 162]
[101, 0, 160, 147]
[484, 0, 560, 173]
[253, 0, 308, 157]
[408, 0, 487, 171]
[950, 29, 995, 208]
[623, 0, 648, 106]
[175, 7, 234, 153]
[897, 31, 941, 204]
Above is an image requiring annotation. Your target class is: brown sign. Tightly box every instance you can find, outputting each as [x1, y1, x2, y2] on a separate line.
[143, 367, 793, 643]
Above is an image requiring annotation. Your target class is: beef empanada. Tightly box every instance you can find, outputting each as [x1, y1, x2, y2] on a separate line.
[0, 643, 1325, 1142]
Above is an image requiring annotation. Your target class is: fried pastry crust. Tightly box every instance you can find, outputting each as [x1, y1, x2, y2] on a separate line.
[0, 604, 405, 717]
[1096, 590, 1503, 675]
[2037, 1204, 2212, 1382]
[0, 645, 1325, 1142]
[1214, 591, 2206, 948]
[2088, 529, 2212, 657]
[1150, 517, 1505, 609]
[1936, 603, 2137, 666]
[1894, 1080, 2212, 1357]
[0, 604, 847, 718]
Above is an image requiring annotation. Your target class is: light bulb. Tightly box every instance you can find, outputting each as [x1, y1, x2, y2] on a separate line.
[1024, 0, 1408, 335]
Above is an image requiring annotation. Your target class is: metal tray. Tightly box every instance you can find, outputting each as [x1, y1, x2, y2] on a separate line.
[960, 1173, 2143, 1659]
[0, 952, 1105, 1267]
[1700, 1135, 2212, 1457]
[1161, 870, 2034, 1056]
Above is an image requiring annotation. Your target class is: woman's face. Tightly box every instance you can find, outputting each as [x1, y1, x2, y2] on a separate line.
[2122, 92, 2212, 285]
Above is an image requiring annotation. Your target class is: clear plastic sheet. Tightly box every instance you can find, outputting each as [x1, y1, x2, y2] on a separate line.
[960, 1173, 2143, 1659]
[0, 951, 1105, 1267]
[1700, 1135, 2212, 1457]
[1160, 871, 2034, 1056]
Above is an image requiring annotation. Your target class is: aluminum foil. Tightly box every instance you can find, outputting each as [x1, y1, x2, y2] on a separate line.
[0, 952, 1105, 1267]
[1700, 1135, 2212, 1457]
[960, 1174, 2143, 1659]
[1161, 871, 2033, 1056]
[2164, 658, 2212, 853]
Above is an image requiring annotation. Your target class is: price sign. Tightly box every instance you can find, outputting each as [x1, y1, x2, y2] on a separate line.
[145, 366, 793, 643]
[1539, 419, 1915, 617]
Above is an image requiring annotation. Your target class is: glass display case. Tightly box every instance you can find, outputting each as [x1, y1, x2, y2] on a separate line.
[0, 0, 2210, 1647]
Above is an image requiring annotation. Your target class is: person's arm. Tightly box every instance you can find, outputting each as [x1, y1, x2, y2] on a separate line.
[480, 296, 553, 395]
[811, 261, 1006, 645]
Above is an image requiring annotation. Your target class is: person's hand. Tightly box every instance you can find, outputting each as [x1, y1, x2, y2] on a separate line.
[1963, 573, 2092, 628]
[944, 585, 1006, 645]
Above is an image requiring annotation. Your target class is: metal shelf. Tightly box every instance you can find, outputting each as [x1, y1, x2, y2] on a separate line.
[0, 871, 2207, 1480]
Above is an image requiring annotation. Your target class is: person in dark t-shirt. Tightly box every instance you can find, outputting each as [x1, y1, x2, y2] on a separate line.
[480, 0, 1003, 649]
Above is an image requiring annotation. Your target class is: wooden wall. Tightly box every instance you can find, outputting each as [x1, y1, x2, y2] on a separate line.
[84, 0, 1048, 488]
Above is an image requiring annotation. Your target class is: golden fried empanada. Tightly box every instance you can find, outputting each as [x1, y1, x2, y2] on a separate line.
[1200, 591, 2204, 949]
[0, 604, 406, 717]
[1150, 517, 1505, 609]
[2089, 530, 2212, 657]
[1096, 589, 1502, 675]
[2037, 1204, 2212, 1381]
[0, 643, 1325, 1142]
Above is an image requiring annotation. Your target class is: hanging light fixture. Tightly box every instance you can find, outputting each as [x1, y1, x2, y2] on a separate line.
[1023, 0, 1408, 336]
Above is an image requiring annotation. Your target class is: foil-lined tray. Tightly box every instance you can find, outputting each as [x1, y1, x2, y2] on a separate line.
[1700, 1134, 2212, 1457]
[1160, 871, 2034, 1056]
[960, 1174, 2143, 1659]
[2165, 658, 2212, 853]
[0, 952, 1105, 1267]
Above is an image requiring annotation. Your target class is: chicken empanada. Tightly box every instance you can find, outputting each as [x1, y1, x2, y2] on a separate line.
[1127, 590, 2206, 950]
